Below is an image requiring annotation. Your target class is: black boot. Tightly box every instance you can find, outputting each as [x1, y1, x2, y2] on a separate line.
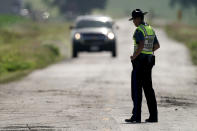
[125, 116, 141, 123]
[145, 117, 158, 123]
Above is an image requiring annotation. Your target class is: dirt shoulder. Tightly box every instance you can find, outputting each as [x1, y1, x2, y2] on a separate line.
[165, 23, 197, 65]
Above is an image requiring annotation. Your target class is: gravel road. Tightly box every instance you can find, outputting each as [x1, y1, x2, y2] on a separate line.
[0, 19, 197, 131]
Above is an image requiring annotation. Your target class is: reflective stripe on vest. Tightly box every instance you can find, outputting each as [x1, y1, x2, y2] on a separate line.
[133, 24, 155, 54]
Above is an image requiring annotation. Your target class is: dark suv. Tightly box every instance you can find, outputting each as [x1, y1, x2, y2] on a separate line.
[70, 15, 117, 58]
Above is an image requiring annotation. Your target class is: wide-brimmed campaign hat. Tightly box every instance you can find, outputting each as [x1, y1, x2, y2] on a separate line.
[129, 9, 148, 21]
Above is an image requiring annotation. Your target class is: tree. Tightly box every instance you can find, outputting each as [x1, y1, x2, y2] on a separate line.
[44, 0, 108, 15]
[169, 0, 197, 14]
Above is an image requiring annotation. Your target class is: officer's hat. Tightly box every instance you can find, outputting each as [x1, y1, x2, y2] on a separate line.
[129, 9, 148, 21]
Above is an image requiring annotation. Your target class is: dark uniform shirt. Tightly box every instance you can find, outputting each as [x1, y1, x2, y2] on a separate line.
[134, 22, 159, 45]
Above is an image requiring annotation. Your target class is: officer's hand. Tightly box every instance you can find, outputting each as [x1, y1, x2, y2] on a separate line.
[130, 56, 136, 61]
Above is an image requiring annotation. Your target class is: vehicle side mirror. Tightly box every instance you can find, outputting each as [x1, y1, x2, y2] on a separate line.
[112, 21, 119, 30]
[115, 25, 119, 30]
[69, 25, 75, 30]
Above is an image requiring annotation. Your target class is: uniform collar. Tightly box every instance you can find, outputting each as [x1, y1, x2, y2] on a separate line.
[138, 22, 149, 26]
[141, 21, 145, 25]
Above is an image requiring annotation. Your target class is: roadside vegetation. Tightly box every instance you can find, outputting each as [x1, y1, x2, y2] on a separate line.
[0, 15, 70, 83]
[165, 23, 197, 65]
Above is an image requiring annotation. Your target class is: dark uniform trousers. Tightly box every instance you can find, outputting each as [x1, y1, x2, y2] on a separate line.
[131, 53, 158, 120]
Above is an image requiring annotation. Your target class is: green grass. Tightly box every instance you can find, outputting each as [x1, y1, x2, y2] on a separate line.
[165, 23, 197, 65]
[0, 15, 28, 27]
[0, 15, 70, 83]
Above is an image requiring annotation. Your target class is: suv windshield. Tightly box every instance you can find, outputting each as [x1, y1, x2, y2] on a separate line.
[76, 20, 112, 29]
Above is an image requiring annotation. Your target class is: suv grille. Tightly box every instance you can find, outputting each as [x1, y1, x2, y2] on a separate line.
[82, 33, 106, 40]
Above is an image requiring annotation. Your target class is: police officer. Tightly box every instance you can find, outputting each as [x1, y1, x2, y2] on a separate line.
[125, 9, 160, 123]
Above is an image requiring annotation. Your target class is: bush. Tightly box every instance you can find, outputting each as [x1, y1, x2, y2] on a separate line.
[188, 42, 197, 65]
[0, 53, 34, 73]
[44, 44, 60, 56]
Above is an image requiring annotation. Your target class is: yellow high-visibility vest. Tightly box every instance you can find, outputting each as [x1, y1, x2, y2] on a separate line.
[133, 24, 155, 54]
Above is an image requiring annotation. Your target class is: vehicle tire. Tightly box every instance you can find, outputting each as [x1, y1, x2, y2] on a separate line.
[112, 45, 117, 57]
[72, 46, 78, 58]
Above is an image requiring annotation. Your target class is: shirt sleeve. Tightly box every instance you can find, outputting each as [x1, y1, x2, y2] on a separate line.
[134, 30, 145, 43]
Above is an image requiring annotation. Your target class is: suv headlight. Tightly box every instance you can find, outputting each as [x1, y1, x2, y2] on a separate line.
[75, 33, 81, 40]
[107, 32, 115, 40]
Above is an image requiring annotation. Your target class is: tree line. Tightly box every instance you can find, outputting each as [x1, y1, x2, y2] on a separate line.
[44, 0, 108, 15]
[169, 0, 197, 13]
